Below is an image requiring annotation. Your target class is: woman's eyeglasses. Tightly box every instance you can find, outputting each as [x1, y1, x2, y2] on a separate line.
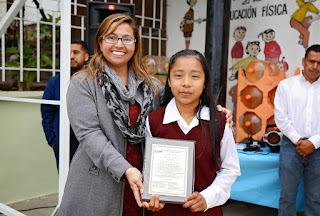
[103, 35, 136, 45]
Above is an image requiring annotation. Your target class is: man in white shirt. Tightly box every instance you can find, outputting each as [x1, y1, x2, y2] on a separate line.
[274, 44, 320, 216]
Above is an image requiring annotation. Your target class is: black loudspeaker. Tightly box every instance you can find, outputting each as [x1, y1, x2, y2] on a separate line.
[86, 2, 135, 56]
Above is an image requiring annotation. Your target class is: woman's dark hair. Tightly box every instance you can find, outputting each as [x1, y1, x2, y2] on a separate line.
[161, 49, 221, 168]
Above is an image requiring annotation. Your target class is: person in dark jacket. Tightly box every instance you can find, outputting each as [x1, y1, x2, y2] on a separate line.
[41, 39, 89, 169]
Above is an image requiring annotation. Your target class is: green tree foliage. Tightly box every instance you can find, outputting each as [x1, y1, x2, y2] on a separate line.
[5, 14, 60, 91]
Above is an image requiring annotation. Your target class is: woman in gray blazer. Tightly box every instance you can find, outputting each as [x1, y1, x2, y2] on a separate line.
[57, 13, 164, 216]
[58, 13, 232, 216]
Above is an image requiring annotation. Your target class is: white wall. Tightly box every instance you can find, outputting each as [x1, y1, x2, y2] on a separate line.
[24, 0, 60, 24]
[166, 0, 207, 57]
[0, 93, 58, 204]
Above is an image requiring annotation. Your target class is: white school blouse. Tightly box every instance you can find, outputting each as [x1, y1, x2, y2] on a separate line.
[145, 98, 241, 210]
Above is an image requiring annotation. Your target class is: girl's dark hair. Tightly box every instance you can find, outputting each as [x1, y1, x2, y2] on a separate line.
[161, 49, 221, 168]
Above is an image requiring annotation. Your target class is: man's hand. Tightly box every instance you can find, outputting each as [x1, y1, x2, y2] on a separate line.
[142, 194, 165, 212]
[217, 105, 234, 128]
[125, 167, 144, 207]
[183, 192, 207, 212]
[296, 139, 315, 157]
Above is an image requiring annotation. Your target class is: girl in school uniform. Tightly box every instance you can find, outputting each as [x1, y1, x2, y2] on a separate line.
[145, 49, 241, 215]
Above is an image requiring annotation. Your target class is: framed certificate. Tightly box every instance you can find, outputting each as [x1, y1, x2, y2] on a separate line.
[141, 137, 195, 204]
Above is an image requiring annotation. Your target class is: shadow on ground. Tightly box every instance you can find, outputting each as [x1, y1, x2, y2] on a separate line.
[2, 194, 304, 216]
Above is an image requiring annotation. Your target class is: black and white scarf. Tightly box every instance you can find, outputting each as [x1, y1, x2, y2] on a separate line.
[99, 65, 153, 144]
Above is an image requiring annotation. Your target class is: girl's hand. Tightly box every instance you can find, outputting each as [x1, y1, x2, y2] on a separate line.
[217, 105, 234, 128]
[183, 192, 207, 212]
[125, 167, 144, 207]
[142, 194, 165, 212]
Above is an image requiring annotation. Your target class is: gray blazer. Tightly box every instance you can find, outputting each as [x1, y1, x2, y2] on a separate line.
[57, 72, 163, 216]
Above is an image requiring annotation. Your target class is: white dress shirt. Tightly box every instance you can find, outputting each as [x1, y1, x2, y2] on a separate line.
[274, 72, 320, 149]
[145, 98, 241, 210]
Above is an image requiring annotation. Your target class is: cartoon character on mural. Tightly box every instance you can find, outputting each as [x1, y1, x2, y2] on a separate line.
[290, 0, 320, 48]
[277, 56, 289, 73]
[230, 26, 247, 81]
[258, 29, 282, 64]
[242, 0, 261, 5]
[229, 41, 261, 81]
[179, 0, 205, 49]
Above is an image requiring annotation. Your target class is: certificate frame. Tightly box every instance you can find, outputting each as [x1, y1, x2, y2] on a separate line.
[141, 137, 195, 204]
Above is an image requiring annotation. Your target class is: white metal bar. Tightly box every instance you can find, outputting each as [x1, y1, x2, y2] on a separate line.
[70, 24, 84, 30]
[0, 0, 27, 36]
[36, 10, 40, 82]
[71, 2, 86, 8]
[140, 32, 167, 40]
[51, 206, 58, 216]
[0, 96, 60, 105]
[58, 0, 71, 206]
[74, 0, 78, 15]
[158, 29, 161, 56]
[140, 35, 167, 40]
[0, 67, 60, 72]
[11, 18, 60, 26]
[159, 0, 163, 56]
[81, 15, 84, 41]
[153, 0, 156, 29]
[130, 0, 133, 4]
[38, 20, 59, 26]
[0, 202, 26, 216]
[0, 0, 6, 21]
[142, 0, 145, 27]
[19, 9, 23, 83]
[160, 0, 163, 29]
[136, 15, 161, 22]
[148, 27, 151, 55]
[53, 12, 56, 77]
[1, 34, 4, 82]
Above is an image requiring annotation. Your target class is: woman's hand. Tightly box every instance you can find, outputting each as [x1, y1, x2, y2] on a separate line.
[217, 105, 233, 128]
[183, 192, 207, 212]
[125, 167, 144, 207]
[142, 194, 165, 212]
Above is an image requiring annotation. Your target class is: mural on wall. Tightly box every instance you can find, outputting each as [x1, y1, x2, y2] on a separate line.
[290, 0, 320, 48]
[229, 26, 246, 80]
[259, 29, 282, 63]
[179, 0, 205, 49]
[242, 0, 262, 5]
[229, 41, 261, 81]
[226, 0, 320, 131]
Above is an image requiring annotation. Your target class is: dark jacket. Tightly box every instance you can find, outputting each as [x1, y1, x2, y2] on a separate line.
[41, 73, 79, 167]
